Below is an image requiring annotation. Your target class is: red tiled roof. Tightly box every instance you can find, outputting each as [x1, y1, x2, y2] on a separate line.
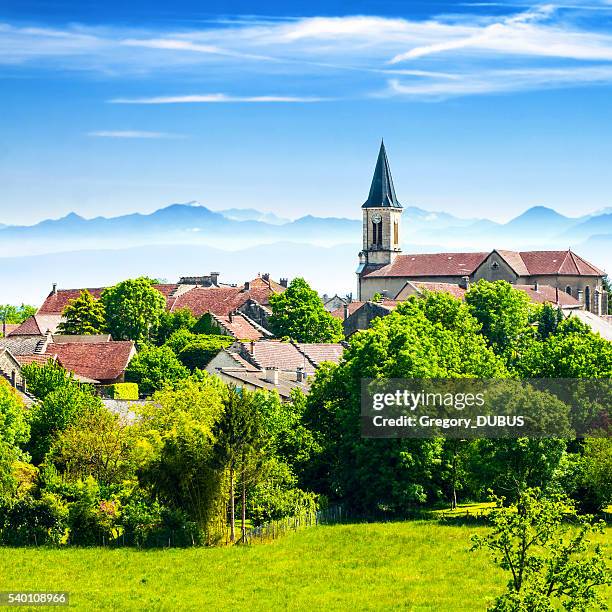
[8, 316, 42, 336]
[171, 278, 283, 318]
[211, 313, 266, 341]
[410, 282, 468, 300]
[1, 324, 19, 336]
[239, 341, 315, 373]
[363, 252, 489, 278]
[38, 285, 179, 315]
[295, 343, 344, 367]
[15, 354, 56, 366]
[518, 250, 605, 276]
[514, 284, 581, 307]
[43, 341, 136, 382]
[331, 302, 365, 319]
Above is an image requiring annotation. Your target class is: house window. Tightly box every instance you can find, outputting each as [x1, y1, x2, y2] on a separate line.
[491, 261, 499, 270]
[565, 286, 572, 296]
[585, 286, 591, 311]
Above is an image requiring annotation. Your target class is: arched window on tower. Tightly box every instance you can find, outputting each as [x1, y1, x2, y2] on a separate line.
[393, 221, 398, 246]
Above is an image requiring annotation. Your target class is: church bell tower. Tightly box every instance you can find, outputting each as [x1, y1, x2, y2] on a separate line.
[359, 140, 403, 268]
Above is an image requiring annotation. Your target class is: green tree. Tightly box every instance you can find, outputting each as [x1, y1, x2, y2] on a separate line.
[603, 276, 612, 315]
[21, 360, 75, 400]
[465, 280, 533, 357]
[213, 385, 264, 541]
[302, 293, 507, 513]
[0, 304, 36, 325]
[56, 290, 106, 335]
[138, 376, 227, 543]
[48, 407, 145, 485]
[472, 489, 610, 611]
[154, 308, 196, 345]
[178, 336, 233, 371]
[268, 277, 343, 343]
[28, 381, 103, 464]
[582, 437, 612, 511]
[535, 303, 564, 340]
[0, 379, 30, 499]
[101, 277, 166, 343]
[125, 345, 189, 396]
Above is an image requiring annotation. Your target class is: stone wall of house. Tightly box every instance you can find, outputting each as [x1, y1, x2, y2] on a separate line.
[343, 302, 393, 337]
[236, 300, 273, 332]
[472, 253, 518, 284]
[0, 351, 24, 389]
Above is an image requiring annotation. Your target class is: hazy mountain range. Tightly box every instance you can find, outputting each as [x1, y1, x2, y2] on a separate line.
[0, 202, 609, 304]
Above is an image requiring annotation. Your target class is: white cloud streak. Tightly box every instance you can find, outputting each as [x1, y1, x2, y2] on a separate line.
[87, 130, 186, 138]
[4, 6, 612, 100]
[109, 94, 327, 104]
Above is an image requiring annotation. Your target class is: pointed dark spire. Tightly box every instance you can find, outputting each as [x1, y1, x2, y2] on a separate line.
[362, 140, 402, 209]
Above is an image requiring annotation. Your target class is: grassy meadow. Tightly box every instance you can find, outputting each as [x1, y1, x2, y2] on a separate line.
[0, 521, 610, 611]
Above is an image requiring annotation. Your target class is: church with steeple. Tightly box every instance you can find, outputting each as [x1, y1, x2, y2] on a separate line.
[356, 142, 608, 316]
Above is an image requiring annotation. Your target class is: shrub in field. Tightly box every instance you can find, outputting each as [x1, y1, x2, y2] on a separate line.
[472, 489, 610, 611]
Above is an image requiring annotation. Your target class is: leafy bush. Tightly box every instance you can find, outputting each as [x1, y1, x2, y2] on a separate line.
[104, 382, 139, 400]
[125, 345, 189, 396]
[178, 336, 233, 370]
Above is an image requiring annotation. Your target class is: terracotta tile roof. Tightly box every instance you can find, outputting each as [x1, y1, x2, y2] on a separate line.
[15, 354, 56, 366]
[331, 302, 365, 319]
[43, 341, 136, 382]
[514, 284, 581, 307]
[8, 315, 63, 337]
[1, 324, 19, 336]
[239, 341, 316, 373]
[295, 343, 345, 367]
[38, 285, 179, 315]
[397, 281, 468, 300]
[211, 313, 268, 341]
[171, 277, 283, 318]
[495, 250, 530, 276]
[215, 368, 309, 399]
[363, 252, 489, 278]
[518, 250, 605, 276]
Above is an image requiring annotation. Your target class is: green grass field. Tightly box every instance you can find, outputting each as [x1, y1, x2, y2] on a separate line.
[0, 521, 610, 611]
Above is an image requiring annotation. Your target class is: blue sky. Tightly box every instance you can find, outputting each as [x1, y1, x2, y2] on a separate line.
[3, 0, 612, 224]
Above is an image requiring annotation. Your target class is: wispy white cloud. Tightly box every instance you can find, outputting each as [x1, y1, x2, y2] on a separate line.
[4, 7, 612, 99]
[87, 130, 186, 138]
[109, 94, 328, 104]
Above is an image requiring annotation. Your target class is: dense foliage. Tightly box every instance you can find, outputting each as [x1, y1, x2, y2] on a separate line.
[268, 277, 343, 343]
[57, 290, 107, 335]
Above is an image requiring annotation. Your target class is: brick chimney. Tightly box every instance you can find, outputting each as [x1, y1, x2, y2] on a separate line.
[244, 281, 250, 291]
[262, 272, 270, 282]
[52, 283, 57, 295]
[280, 278, 288, 288]
[210, 272, 220, 286]
[249, 341, 254, 355]
[343, 303, 349, 320]
[296, 366, 305, 383]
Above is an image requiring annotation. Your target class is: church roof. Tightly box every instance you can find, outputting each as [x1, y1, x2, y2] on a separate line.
[363, 252, 489, 278]
[362, 141, 402, 209]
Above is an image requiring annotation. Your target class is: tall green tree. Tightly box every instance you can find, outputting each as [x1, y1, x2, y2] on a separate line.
[268, 277, 343, 343]
[213, 385, 264, 541]
[124, 345, 189, 396]
[57, 290, 106, 335]
[154, 308, 196, 345]
[100, 277, 166, 343]
[472, 489, 610, 612]
[465, 280, 533, 358]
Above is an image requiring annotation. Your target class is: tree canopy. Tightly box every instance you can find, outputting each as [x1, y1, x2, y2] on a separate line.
[57, 290, 106, 335]
[268, 277, 343, 343]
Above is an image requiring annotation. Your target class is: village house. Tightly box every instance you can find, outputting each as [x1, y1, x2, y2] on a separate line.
[205, 339, 345, 399]
[357, 142, 609, 315]
[9, 273, 286, 339]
